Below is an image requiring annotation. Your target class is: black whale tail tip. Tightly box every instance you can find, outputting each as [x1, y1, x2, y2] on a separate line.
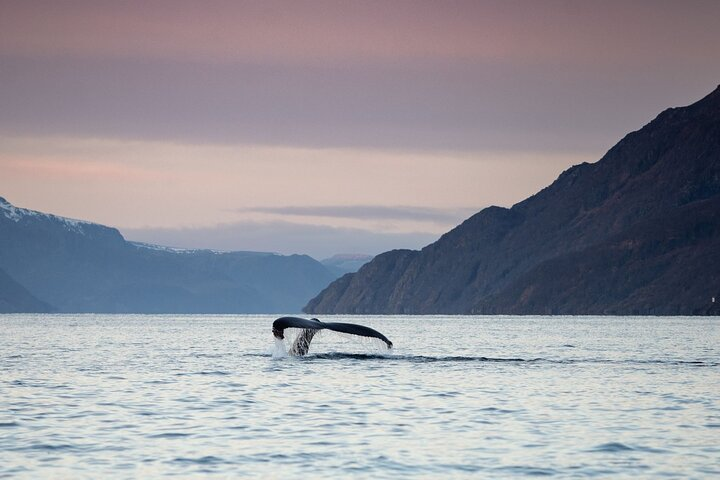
[272, 316, 393, 355]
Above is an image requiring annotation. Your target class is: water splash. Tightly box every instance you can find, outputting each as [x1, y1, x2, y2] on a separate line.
[271, 337, 288, 359]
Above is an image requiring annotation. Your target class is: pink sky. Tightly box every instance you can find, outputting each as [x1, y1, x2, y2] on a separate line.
[1, 0, 719, 258]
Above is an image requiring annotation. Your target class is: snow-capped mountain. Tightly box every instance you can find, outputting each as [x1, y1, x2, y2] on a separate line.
[0, 197, 337, 313]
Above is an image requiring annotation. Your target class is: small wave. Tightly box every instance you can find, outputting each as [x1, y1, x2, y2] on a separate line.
[252, 350, 719, 367]
[149, 432, 192, 439]
[190, 353, 226, 358]
[590, 442, 635, 452]
[172, 455, 225, 465]
[422, 391, 462, 398]
[17, 443, 79, 452]
[479, 407, 518, 413]
[307, 353, 534, 363]
[589, 442, 667, 454]
[436, 463, 483, 473]
[628, 359, 719, 367]
[0, 422, 20, 428]
[494, 465, 558, 476]
[174, 371, 230, 376]
[7, 380, 71, 388]
[548, 358, 719, 367]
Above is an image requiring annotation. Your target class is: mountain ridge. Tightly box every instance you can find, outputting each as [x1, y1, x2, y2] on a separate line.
[305, 85, 720, 315]
[0, 198, 337, 313]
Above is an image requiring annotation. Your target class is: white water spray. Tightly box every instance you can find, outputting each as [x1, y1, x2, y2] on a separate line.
[272, 337, 288, 359]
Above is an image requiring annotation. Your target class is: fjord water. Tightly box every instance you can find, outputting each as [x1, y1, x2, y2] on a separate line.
[1, 315, 718, 479]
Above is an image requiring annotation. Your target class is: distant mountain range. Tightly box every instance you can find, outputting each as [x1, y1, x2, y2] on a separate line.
[305, 85, 720, 315]
[320, 254, 374, 276]
[0, 198, 337, 313]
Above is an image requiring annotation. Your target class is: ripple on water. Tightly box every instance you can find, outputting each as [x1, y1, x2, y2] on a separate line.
[174, 371, 230, 376]
[2, 315, 718, 479]
[148, 432, 193, 439]
[494, 466, 558, 476]
[589, 442, 635, 452]
[17, 443, 81, 452]
[479, 407, 518, 414]
[438, 463, 483, 473]
[307, 353, 534, 363]
[588, 442, 668, 454]
[172, 456, 225, 465]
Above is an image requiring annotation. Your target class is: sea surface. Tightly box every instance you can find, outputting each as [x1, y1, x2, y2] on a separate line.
[1, 315, 718, 479]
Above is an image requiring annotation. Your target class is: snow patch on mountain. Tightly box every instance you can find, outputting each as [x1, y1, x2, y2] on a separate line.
[0, 197, 93, 234]
[129, 241, 223, 254]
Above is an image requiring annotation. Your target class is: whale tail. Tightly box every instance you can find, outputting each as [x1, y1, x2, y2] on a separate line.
[272, 316, 392, 356]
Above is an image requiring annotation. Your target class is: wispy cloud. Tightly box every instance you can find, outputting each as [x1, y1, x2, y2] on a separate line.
[236, 205, 477, 224]
[122, 220, 440, 260]
[2, 1, 717, 67]
[2, 1, 718, 152]
[3, 55, 715, 152]
[1, 135, 590, 232]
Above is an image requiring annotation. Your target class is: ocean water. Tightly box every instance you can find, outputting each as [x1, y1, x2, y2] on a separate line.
[1, 315, 718, 479]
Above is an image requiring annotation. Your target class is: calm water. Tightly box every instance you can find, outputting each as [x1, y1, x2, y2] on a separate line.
[1, 315, 718, 479]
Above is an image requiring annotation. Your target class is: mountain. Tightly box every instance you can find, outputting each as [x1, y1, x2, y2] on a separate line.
[0, 198, 336, 313]
[320, 254, 374, 276]
[0, 266, 54, 313]
[305, 85, 720, 315]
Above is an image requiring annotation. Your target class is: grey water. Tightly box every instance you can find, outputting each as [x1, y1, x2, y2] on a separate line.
[1, 315, 718, 479]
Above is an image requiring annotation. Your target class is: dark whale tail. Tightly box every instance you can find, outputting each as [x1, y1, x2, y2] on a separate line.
[272, 316, 392, 355]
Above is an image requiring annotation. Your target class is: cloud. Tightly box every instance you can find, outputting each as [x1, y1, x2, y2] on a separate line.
[236, 205, 477, 224]
[1, 135, 594, 232]
[2, 1, 718, 67]
[1, 54, 718, 153]
[121, 220, 440, 260]
[0, 1, 718, 154]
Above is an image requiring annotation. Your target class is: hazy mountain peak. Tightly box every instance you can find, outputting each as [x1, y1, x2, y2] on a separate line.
[0, 197, 95, 234]
[320, 253, 374, 275]
[321, 253, 374, 262]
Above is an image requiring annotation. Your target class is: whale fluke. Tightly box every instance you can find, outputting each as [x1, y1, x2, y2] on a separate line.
[272, 316, 392, 355]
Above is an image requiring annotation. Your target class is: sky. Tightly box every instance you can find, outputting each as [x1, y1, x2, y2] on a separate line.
[1, 0, 719, 259]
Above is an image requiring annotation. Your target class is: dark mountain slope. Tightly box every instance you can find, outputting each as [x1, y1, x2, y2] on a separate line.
[305, 86, 720, 315]
[0, 267, 54, 313]
[0, 198, 336, 313]
[479, 196, 720, 315]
